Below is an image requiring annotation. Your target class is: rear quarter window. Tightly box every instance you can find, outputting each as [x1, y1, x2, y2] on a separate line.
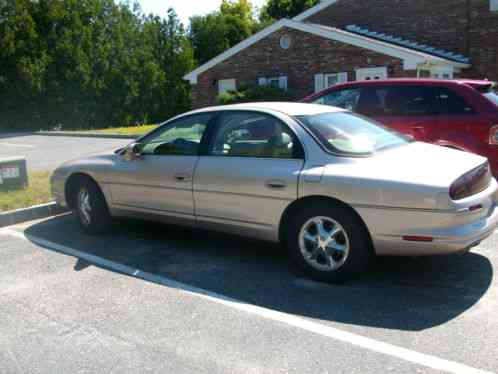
[484, 89, 498, 106]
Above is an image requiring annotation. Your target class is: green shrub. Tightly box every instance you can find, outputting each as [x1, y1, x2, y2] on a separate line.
[217, 84, 296, 105]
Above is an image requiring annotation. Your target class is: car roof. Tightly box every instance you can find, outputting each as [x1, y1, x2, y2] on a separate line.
[187, 102, 346, 117]
[329, 78, 493, 87]
[302, 78, 496, 102]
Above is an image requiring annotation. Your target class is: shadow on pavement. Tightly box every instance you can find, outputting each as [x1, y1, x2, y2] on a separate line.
[25, 214, 494, 332]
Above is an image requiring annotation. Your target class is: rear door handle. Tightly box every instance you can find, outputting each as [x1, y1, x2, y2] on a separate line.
[266, 179, 286, 189]
[174, 173, 191, 182]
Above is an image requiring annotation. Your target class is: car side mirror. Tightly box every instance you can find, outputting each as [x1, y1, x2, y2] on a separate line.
[123, 142, 143, 161]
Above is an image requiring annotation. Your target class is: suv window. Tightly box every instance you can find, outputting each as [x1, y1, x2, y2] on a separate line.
[483, 87, 498, 106]
[356, 86, 436, 117]
[312, 88, 361, 111]
[209, 112, 302, 159]
[434, 87, 474, 114]
[141, 114, 211, 156]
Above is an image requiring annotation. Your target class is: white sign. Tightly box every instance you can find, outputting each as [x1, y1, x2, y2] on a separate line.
[2, 166, 20, 179]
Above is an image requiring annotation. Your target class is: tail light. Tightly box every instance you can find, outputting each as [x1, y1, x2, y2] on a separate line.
[449, 163, 491, 200]
[489, 124, 498, 145]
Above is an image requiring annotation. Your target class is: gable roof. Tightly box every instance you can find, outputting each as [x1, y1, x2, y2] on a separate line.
[183, 18, 470, 84]
[293, 0, 339, 21]
[345, 25, 470, 64]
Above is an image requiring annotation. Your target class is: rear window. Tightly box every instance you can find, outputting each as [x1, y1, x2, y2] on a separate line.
[296, 112, 409, 156]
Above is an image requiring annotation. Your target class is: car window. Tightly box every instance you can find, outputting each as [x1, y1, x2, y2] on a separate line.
[483, 87, 498, 106]
[356, 86, 436, 117]
[296, 112, 409, 155]
[312, 88, 361, 111]
[140, 114, 211, 156]
[434, 87, 475, 114]
[209, 112, 301, 159]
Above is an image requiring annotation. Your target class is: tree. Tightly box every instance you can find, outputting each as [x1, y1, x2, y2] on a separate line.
[189, 0, 256, 65]
[259, 0, 319, 21]
[0, 0, 194, 130]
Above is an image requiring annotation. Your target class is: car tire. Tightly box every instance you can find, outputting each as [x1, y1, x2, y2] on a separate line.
[74, 178, 112, 235]
[286, 202, 373, 283]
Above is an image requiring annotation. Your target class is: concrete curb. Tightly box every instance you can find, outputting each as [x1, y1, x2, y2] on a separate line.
[0, 202, 68, 228]
[37, 131, 138, 140]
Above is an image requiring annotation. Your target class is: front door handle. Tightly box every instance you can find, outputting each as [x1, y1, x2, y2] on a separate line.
[266, 179, 286, 189]
[174, 173, 191, 182]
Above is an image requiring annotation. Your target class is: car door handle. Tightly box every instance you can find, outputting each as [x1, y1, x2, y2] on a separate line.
[174, 173, 191, 182]
[266, 179, 286, 189]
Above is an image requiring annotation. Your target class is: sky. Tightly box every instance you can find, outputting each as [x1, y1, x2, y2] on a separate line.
[131, 0, 267, 26]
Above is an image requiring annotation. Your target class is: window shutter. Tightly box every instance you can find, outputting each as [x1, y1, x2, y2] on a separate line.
[314, 74, 325, 93]
[338, 72, 348, 84]
[258, 77, 267, 86]
[278, 76, 288, 90]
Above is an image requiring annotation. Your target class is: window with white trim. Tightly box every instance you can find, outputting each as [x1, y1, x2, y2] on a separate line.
[491, 0, 498, 11]
[417, 67, 453, 80]
[314, 72, 348, 93]
[258, 76, 288, 90]
[218, 79, 236, 94]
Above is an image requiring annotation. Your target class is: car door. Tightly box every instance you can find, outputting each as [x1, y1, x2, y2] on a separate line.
[355, 85, 438, 141]
[108, 113, 213, 219]
[432, 86, 481, 151]
[193, 110, 305, 241]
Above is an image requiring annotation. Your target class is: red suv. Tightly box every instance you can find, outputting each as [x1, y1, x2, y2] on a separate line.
[303, 79, 498, 175]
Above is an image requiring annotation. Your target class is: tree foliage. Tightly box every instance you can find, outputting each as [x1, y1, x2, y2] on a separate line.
[189, 0, 257, 65]
[259, 0, 319, 21]
[0, 0, 194, 130]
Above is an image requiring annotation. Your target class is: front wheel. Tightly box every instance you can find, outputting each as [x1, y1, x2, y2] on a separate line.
[286, 203, 373, 283]
[74, 178, 112, 235]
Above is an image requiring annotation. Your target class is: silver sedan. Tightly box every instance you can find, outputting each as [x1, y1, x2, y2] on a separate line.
[51, 103, 498, 282]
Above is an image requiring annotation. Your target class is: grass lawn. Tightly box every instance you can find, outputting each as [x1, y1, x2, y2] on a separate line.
[0, 171, 52, 212]
[89, 124, 158, 136]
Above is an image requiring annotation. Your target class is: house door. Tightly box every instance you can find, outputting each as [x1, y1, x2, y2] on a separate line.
[356, 67, 388, 81]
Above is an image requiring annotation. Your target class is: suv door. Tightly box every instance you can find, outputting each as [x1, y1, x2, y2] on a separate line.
[193, 110, 305, 241]
[432, 86, 480, 151]
[355, 85, 438, 141]
[109, 113, 213, 219]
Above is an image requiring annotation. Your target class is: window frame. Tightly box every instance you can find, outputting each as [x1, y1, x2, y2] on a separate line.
[355, 85, 439, 117]
[312, 86, 362, 111]
[432, 86, 476, 115]
[205, 110, 305, 160]
[137, 112, 219, 157]
[218, 79, 236, 94]
[258, 76, 288, 91]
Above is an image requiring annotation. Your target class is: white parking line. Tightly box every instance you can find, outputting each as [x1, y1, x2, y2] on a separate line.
[0, 227, 494, 374]
[0, 142, 35, 148]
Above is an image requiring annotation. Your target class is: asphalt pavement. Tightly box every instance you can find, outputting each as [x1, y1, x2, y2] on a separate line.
[0, 214, 497, 373]
[0, 133, 130, 171]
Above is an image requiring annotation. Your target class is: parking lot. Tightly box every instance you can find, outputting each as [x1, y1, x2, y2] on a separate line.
[1, 214, 497, 373]
[0, 133, 130, 171]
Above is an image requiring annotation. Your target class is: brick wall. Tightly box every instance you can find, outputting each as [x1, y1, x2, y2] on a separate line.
[306, 0, 498, 80]
[193, 28, 411, 108]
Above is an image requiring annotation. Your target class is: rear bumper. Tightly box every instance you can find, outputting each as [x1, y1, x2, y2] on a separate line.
[371, 204, 498, 256]
[356, 181, 498, 256]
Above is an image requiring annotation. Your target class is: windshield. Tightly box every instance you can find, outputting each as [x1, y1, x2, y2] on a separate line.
[483, 87, 498, 106]
[296, 112, 409, 155]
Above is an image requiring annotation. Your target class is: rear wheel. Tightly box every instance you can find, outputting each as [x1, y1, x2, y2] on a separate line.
[74, 178, 112, 235]
[286, 202, 373, 283]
